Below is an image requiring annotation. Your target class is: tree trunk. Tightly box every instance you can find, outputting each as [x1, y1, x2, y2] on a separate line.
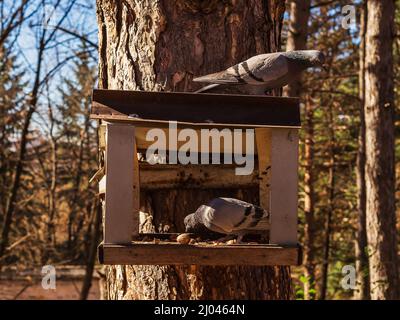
[354, 0, 370, 300]
[43, 135, 58, 264]
[302, 97, 316, 300]
[67, 104, 91, 252]
[80, 199, 102, 300]
[96, 0, 292, 300]
[283, 0, 311, 97]
[283, 0, 314, 300]
[0, 39, 44, 258]
[319, 103, 335, 300]
[364, 0, 399, 300]
[47, 137, 58, 244]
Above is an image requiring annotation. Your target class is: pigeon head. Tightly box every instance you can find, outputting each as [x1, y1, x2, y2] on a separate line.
[303, 50, 326, 69]
[286, 50, 326, 70]
[184, 213, 197, 232]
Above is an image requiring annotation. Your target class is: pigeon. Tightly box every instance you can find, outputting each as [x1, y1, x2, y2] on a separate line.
[184, 197, 269, 243]
[193, 50, 326, 95]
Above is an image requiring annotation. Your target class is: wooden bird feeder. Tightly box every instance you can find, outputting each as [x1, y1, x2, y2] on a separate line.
[90, 89, 302, 266]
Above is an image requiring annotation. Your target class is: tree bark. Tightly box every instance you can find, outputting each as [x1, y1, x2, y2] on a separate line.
[364, 0, 399, 300]
[302, 97, 316, 300]
[80, 199, 102, 300]
[283, 0, 311, 97]
[46, 99, 59, 252]
[283, 0, 314, 300]
[354, 0, 370, 300]
[319, 103, 335, 300]
[96, 0, 292, 300]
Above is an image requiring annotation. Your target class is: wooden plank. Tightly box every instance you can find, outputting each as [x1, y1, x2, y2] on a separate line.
[139, 163, 259, 189]
[89, 167, 104, 184]
[91, 111, 300, 129]
[91, 90, 300, 127]
[99, 123, 106, 149]
[104, 124, 135, 244]
[255, 128, 271, 213]
[132, 139, 140, 236]
[269, 128, 299, 246]
[99, 242, 300, 266]
[101, 164, 257, 191]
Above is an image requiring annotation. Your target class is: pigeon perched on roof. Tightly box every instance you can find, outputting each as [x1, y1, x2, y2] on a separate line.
[184, 197, 269, 243]
[193, 50, 326, 95]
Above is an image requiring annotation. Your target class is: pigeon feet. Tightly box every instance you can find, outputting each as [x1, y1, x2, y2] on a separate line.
[216, 234, 237, 243]
[236, 232, 248, 244]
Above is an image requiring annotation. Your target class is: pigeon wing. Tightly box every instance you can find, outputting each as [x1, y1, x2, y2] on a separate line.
[192, 204, 228, 234]
[193, 68, 244, 84]
[246, 53, 289, 84]
[231, 205, 269, 232]
[203, 198, 259, 234]
[193, 52, 289, 86]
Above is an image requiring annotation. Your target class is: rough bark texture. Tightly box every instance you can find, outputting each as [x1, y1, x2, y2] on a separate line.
[364, 0, 399, 300]
[302, 97, 315, 300]
[319, 104, 335, 301]
[96, 0, 292, 300]
[354, 0, 370, 300]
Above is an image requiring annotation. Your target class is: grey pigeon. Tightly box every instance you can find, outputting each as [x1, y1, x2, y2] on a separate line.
[193, 50, 326, 95]
[184, 197, 269, 243]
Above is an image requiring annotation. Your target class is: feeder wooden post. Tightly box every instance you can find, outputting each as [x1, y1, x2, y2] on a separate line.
[269, 128, 299, 246]
[255, 128, 271, 213]
[104, 123, 136, 244]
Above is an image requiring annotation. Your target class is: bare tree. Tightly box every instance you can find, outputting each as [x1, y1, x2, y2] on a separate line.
[0, 0, 29, 47]
[0, 0, 78, 258]
[80, 199, 102, 300]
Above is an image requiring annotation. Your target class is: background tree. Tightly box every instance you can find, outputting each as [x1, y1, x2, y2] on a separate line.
[0, 0, 79, 258]
[284, 0, 315, 300]
[364, 0, 399, 299]
[58, 46, 98, 257]
[288, 1, 364, 300]
[0, 0, 99, 271]
[0, 43, 27, 261]
[355, 0, 370, 300]
[0, 0, 30, 47]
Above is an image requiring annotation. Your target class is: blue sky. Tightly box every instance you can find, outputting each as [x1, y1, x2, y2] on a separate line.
[8, 0, 98, 133]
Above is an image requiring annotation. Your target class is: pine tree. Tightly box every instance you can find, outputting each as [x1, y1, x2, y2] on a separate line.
[57, 46, 98, 260]
[0, 44, 27, 252]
